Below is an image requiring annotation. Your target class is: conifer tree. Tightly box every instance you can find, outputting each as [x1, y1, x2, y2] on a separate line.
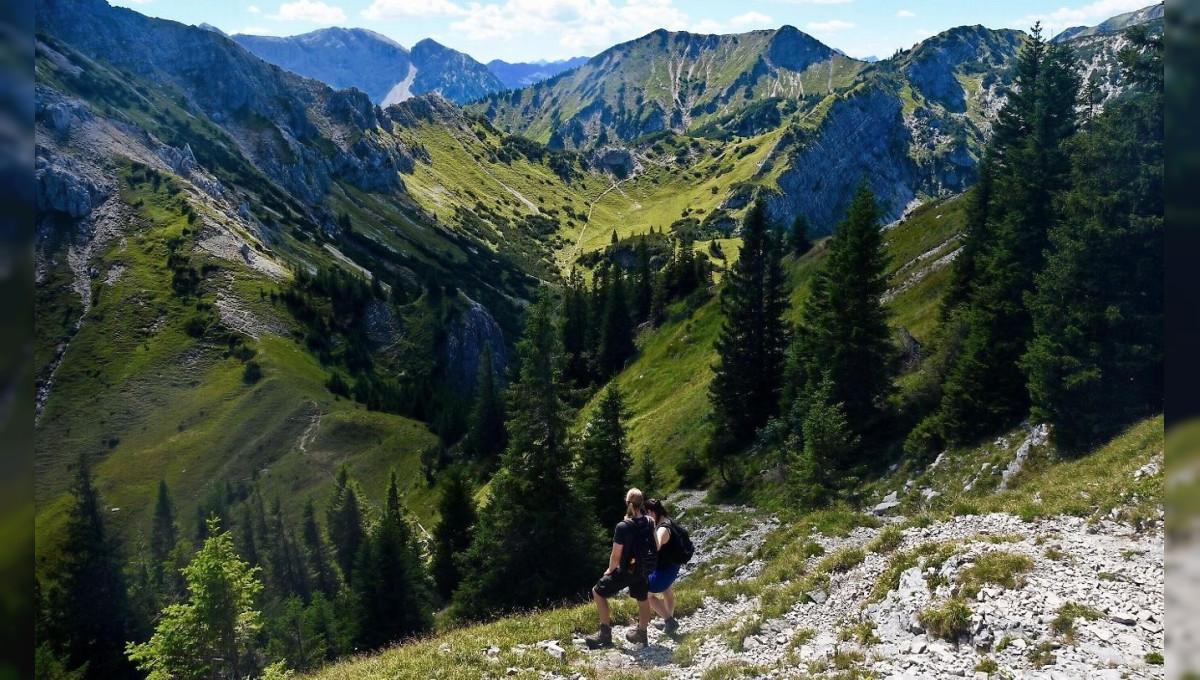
[561, 267, 591, 385]
[301, 500, 341, 599]
[788, 183, 894, 435]
[127, 518, 263, 680]
[598, 268, 636, 377]
[237, 506, 260, 567]
[934, 27, 1080, 441]
[1022, 27, 1163, 452]
[788, 214, 812, 256]
[453, 294, 600, 620]
[637, 452, 660, 501]
[786, 375, 860, 510]
[353, 472, 432, 649]
[57, 453, 136, 680]
[326, 466, 367, 585]
[266, 498, 310, 601]
[708, 198, 791, 469]
[466, 344, 507, 459]
[577, 384, 632, 529]
[431, 467, 477, 600]
[149, 480, 177, 592]
[634, 236, 654, 323]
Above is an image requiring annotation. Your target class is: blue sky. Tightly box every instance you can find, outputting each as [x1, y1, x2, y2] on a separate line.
[109, 0, 1158, 63]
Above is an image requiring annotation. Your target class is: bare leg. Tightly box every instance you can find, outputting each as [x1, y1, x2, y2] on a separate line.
[638, 599, 651, 630]
[648, 594, 669, 619]
[593, 588, 611, 626]
[663, 587, 676, 618]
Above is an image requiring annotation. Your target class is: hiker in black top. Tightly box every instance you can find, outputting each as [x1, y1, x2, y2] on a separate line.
[644, 498, 681, 635]
[584, 488, 655, 649]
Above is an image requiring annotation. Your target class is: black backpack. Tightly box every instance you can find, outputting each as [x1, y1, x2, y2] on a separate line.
[623, 516, 658, 575]
[662, 518, 695, 566]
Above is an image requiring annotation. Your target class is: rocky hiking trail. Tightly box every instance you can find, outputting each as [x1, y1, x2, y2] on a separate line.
[479, 489, 1163, 680]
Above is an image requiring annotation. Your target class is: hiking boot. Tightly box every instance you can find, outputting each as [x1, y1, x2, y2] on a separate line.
[584, 625, 613, 649]
[663, 617, 679, 636]
[624, 627, 648, 646]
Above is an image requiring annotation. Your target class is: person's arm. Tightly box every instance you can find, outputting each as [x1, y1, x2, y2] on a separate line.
[656, 526, 670, 550]
[605, 541, 622, 574]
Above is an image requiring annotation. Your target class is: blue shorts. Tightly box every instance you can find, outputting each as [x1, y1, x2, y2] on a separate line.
[647, 563, 681, 594]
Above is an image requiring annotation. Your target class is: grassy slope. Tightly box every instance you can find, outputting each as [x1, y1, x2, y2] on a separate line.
[307, 413, 1162, 680]
[34, 167, 440, 573]
[576, 191, 969, 490]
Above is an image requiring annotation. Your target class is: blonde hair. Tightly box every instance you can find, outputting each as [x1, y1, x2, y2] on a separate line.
[625, 488, 645, 518]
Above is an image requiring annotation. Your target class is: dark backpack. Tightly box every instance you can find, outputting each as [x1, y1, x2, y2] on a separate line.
[662, 518, 695, 566]
[623, 516, 658, 575]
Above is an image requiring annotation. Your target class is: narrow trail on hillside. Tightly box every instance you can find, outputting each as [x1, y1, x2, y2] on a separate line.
[574, 174, 636, 260]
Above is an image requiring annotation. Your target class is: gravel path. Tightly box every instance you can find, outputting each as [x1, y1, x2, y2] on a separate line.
[548, 494, 1164, 680]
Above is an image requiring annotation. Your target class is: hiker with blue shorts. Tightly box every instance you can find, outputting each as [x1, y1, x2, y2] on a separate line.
[645, 498, 693, 636]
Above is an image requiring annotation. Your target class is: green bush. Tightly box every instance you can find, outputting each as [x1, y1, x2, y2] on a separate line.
[957, 551, 1034, 598]
[242, 361, 263, 384]
[918, 598, 972, 641]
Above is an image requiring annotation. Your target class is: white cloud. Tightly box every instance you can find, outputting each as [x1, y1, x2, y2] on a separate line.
[362, 0, 466, 20]
[764, 0, 853, 4]
[247, 4, 262, 13]
[1013, 0, 1152, 35]
[895, 9, 915, 18]
[690, 18, 726, 34]
[806, 19, 854, 33]
[273, 0, 346, 22]
[730, 11, 773, 28]
[448, 0, 691, 58]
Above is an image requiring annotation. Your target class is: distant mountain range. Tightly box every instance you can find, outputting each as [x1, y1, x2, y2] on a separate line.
[232, 29, 590, 105]
[487, 56, 589, 90]
[232, 28, 505, 105]
[1053, 2, 1164, 42]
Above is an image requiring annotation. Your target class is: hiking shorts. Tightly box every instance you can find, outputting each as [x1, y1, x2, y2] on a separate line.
[593, 568, 648, 601]
[647, 563, 681, 594]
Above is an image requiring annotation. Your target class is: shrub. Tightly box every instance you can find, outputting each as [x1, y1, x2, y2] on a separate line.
[918, 598, 972, 641]
[819, 547, 865, 574]
[241, 361, 263, 384]
[957, 551, 1034, 598]
[1051, 602, 1103, 642]
[868, 525, 904, 554]
[1145, 652, 1164, 665]
[1028, 641, 1056, 667]
[975, 657, 999, 674]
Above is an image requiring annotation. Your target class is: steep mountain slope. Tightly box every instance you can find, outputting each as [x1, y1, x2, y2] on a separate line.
[302, 416, 1162, 680]
[1055, 2, 1164, 42]
[32, 0, 602, 568]
[232, 29, 504, 106]
[473, 26, 865, 149]
[409, 38, 507, 105]
[232, 28, 414, 105]
[487, 56, 589, 90]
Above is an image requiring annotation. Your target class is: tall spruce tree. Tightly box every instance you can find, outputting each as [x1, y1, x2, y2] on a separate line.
[466, 345, 507, 459]
[57, 453, 136, 680]
[634, 236, 654, 324]
[934, 26, 1080, 441]
[325, 467, 368, 585]
[789, 214, 812, 256]
[353, 472, 432, 649]
[561, 267, 592, 386]
[598, 268, 635, 377]
[431, 467, 477, 600]
[788, 183, 894, 435]
[786, 375, 860, 510]
[266, 498, 309, 601]
[301, 500, 341, 599]
[452, 294, 600, 620]
[708, 198, 791, 468]
[577, 384, 633, 530]
[149, 480, 177, 592]
[1022, 27, 1163, 452]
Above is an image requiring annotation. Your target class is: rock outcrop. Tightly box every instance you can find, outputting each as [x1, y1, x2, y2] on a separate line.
[440, 299, 508, 395]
